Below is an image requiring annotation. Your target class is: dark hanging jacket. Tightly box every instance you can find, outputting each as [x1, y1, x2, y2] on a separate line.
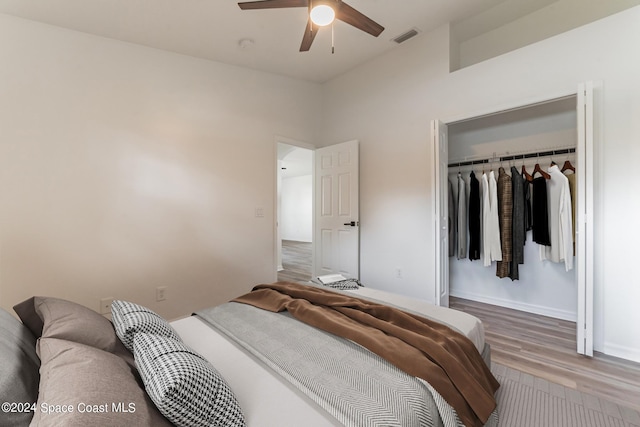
[510, 166, 526, 280]
[468, 171, 481, 260]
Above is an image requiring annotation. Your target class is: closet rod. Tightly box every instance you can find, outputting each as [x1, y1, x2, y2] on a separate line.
[448, 147, 575, 168]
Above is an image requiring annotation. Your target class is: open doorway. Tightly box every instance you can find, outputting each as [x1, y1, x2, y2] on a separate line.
[276, 142, 314, 282]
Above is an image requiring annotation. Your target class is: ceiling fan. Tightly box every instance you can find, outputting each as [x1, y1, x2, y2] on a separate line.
[237, 0, 385, 52]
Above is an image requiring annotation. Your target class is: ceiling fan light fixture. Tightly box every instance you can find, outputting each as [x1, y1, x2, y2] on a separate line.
[310, 4, 335, 26]
[238, 0, 384, 52]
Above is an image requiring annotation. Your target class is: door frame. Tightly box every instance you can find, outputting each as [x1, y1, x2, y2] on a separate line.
[432, 120, 449, 307]
[430, 84, 596, 356]
[274, 136, 316, 281]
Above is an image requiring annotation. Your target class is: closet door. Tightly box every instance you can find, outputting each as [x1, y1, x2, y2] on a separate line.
[432, 120, 449, 307]
[576, 82, 595, 356]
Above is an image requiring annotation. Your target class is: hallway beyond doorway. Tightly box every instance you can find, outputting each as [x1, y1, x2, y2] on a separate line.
[278, 240, 312, 283]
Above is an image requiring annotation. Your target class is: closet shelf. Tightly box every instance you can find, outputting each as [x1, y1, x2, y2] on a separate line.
[448, 147, 575, 168]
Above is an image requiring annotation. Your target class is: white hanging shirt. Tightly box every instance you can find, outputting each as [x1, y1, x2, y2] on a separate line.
[482, 171, 502, 267]
[540, 165, 573, 271]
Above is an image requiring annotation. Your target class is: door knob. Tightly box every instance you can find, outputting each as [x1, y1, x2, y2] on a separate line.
[343, 221, 358, 227]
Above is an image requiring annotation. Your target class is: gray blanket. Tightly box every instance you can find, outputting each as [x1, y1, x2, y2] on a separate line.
[196, 302, 498, 427]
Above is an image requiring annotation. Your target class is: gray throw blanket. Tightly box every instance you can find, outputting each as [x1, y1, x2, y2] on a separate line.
[198, 302, 444, 427]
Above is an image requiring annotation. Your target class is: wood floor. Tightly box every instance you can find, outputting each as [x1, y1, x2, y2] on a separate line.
[278, 240, 312, 283]
[450, 297, 640, 412]
[278, 240, 640, 411]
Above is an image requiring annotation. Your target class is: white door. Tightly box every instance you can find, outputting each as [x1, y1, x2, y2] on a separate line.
[313, 140, 359, 279]
[576, 82, 595, 356]
[431, 120, 450, 307]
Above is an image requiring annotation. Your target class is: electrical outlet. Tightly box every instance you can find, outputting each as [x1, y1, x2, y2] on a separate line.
[395, 268, 403, 279]
[156, 286, 168, 302]
[100, 297, 114, 314]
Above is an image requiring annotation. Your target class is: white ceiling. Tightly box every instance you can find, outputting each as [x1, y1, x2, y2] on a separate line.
[278, 143, 313, 178]
[0, 0, 524, 83]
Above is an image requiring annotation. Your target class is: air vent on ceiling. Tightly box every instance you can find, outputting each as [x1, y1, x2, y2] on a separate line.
[392, 28, 420, 44]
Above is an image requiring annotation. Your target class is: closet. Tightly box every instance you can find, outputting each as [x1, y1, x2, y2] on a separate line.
[431, 83, 595, 356]
[447, 96, 577, 320]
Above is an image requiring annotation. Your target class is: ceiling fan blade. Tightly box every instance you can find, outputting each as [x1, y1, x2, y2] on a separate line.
[238, 0, 307, 10]
[299, 18, 319, 51]
[335, 1, 384, 37]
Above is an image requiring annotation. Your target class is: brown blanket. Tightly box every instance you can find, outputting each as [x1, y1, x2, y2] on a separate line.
[233, 282, 499, 427]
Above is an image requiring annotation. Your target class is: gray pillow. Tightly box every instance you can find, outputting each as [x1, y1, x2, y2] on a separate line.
[134, 333, 245, 427]
[111, 300, 182, 352]
[32, 337, 173, 427]
[0, 308, 40, 426]
[13, 296, 120, 352]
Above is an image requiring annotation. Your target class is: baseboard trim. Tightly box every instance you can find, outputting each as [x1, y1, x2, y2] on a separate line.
[450, 290, 577, 322]
[603, 342, 640, 364]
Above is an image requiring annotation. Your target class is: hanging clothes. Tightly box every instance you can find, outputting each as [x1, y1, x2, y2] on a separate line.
[468, 171, 481, 260]
[540, 165, 573, 271]
[496, 167, 512, 278]
[523, 175, 533, 233]
[457, 173, 467, 260]
[510, 166, 526, 281]
[448, 180, 456, 257]
[531, 177, 551, 246]
[482, 171, 502, 267]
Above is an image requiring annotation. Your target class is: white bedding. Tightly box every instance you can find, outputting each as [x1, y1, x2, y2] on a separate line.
[171, 315, 341, 426]
[171, 287, 486, 426]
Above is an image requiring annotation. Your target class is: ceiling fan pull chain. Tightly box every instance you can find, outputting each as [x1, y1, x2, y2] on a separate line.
[331, 21, 335, 54]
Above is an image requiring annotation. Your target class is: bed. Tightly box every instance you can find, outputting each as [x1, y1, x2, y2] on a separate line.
[1, 282, 499, 427]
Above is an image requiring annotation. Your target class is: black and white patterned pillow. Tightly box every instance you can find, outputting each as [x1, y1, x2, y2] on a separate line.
[323, 278, 363, 290]
[133, 333, 245, 427]
[111, 300, 182, 352]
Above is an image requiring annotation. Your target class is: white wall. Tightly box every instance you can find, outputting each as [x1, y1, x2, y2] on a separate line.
[454, 0, 640, 69]
[0, 14, 321, 320]
[280, 175, 313, 242]
[320, 7, 640, 362]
